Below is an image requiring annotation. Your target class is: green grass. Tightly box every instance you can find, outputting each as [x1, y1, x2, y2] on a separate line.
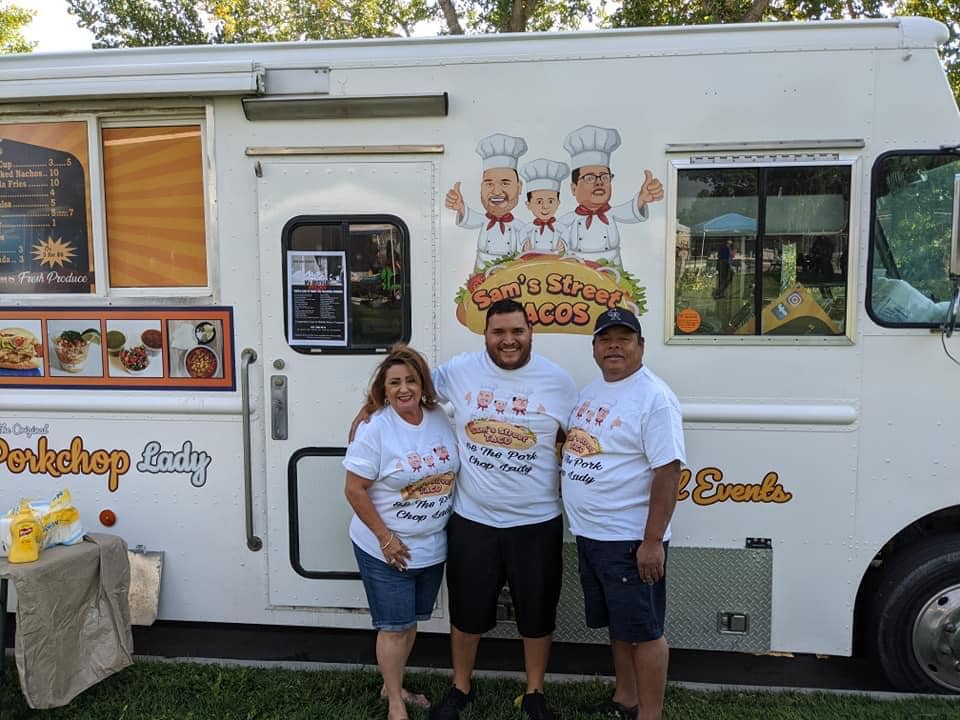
[2, 659, 958, 719]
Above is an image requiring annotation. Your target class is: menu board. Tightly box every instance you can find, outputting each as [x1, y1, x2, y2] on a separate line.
[0, 307, 234, 390]
[286, 251, 348, 346]
[0, 137, 92, 293]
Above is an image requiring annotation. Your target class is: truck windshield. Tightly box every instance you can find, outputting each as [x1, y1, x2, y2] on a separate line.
[869, 152, 959, 327]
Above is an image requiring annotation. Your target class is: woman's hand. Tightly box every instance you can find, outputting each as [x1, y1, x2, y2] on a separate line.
[379, 532, 411, 571]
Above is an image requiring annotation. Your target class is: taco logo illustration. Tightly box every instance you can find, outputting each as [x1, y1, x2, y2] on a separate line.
[564, 427, 601, 457]
[400, 471, 455, 501]
[454, 253, 645, 335]
[465, 419, 537, 450]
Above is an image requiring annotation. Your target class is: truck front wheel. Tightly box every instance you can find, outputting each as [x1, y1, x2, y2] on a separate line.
[872, 534, 960, 693]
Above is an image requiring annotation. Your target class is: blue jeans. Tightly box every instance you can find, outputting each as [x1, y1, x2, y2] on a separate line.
[353, 543, 445, 631]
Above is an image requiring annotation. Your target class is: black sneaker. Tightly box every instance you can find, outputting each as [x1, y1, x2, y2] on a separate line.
[519, 690, 557, 720]
[429, 686, 474, 720]
[596, 698, 638, 720]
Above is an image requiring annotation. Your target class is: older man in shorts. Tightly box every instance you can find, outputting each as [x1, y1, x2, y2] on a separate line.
[561, 307, 686, 720]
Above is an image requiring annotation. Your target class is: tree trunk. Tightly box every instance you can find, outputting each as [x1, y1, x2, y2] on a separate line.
[437, 0, 464, 34]
[740, 0, 769, 23]
[508, 0, 528, 32]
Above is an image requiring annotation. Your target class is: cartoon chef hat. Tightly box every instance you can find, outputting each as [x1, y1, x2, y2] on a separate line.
[520, 158, 570, 193]
[563, 125, 622, 170]
[476, 133, 528, 170]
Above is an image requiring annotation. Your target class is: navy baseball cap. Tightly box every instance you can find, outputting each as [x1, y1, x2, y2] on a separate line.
[593, 307, 642, 336]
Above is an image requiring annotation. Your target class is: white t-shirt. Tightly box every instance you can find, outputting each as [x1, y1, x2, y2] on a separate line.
[561, 366, 686, 542]
[433, 351, 577, 528]
[344, 406, 460, 568]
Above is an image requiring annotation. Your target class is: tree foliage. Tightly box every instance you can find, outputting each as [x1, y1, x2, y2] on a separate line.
[67, 0, 437, 45]
[0, 2, 35, 54]
[66, 0, 207, 47]
[66, 0, 595, 45]
[610, 0, 888, 27]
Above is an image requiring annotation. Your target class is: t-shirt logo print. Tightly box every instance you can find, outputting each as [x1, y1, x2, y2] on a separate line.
[400, 470, 456, 501]
[563, 427, 601, 457]
[464, 386, 537, 450]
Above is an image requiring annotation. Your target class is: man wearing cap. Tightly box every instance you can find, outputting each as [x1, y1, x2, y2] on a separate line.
[519, 158, 570, 255]
[561, 307, 685, 720]
[446, 133, 530, 270]
[560, 125, 664, 267]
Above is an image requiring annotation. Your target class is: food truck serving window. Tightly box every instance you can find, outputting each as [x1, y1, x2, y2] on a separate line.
[282, 216, 411, 353]
[0, 118, 210, 295]
[867, 151, 959, 327]
[102, 125, 208, 288]
[673, 164, 851, 338]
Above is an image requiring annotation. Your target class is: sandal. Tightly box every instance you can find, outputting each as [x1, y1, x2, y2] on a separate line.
[380, 686, 431, 709]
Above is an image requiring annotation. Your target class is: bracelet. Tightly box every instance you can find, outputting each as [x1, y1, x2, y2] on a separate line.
[380, 533, 396, 551]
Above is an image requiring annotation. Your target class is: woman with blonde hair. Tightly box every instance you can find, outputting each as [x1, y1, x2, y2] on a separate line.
[344, 344, 459, 720]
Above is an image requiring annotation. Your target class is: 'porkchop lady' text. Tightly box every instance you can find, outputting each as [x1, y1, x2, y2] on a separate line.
[0, 436, 130, 491]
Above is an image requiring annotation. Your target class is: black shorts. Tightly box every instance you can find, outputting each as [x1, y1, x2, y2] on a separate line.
[576, 536, 668, 643]
[446, 512, 563, 638]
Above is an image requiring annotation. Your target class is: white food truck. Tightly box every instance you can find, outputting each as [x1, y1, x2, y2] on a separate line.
[0, 15, 957, 694]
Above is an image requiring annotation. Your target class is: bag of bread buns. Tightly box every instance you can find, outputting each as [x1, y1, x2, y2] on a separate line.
[39, 489, 84, 548]
[0, 489, 84, 556]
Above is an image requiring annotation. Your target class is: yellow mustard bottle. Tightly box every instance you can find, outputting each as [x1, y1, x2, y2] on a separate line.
[8, 501, 41, 564]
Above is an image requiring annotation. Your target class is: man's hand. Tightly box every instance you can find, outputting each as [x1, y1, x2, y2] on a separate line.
[636, 540, 665, 584]
[637, 170, 664, 210]
[348, 406, 372, 442]
[445, 181, 465, 216]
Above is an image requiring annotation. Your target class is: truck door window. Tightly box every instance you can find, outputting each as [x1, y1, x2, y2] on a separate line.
[868, 152, 958, 327]
[283, 217, 410, 352]
[675, 164, 850, 337]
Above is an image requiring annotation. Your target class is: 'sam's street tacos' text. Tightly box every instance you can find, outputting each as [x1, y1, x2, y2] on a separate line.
[455, 252, 646, 335]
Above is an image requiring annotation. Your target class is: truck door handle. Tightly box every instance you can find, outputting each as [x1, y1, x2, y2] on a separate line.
[270, 375, 288, 440]
[241, 348, 263, 552]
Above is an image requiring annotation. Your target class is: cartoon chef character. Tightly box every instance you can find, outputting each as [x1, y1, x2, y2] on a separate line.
[446, 133, 530, 270]
[434, 445, 451, 463]
[576, 400, 591, 420]
[595, 405, 612, 426]
[476, 387, 495, 413]
[494, 398, 507, 415]
[407, 452, 423, 472]
[519, 158, 570, 255]
[512, 392, 529, 416]
[559, 125, 664, 267]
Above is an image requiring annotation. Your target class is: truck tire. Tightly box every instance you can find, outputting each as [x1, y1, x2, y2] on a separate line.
[871, 534, 960, 693]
